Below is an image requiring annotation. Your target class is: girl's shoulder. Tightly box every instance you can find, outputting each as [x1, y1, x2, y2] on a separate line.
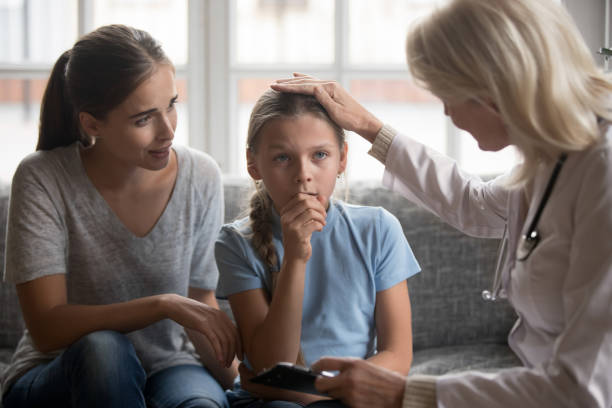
[219, 216, 253, 242]
[333, 200, 402, 231]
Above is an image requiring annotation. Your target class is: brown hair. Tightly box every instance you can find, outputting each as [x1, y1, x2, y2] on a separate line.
[246, 90, 345, 364]
[37, 24, 172, 151]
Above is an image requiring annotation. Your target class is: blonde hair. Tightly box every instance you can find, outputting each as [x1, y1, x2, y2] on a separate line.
[406, 0, 612, 185]
[245, 90, 346, 365]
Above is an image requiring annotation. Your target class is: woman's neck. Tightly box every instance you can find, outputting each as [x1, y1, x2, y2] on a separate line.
[80, 144, 177, 194]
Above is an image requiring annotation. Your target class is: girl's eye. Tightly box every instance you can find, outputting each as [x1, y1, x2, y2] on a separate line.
[135, 115, 152, 127]
[274, 154, 289, 162]
[314, 151, 328, 160]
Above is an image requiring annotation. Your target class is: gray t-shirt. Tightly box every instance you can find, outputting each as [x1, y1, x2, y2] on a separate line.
[1, 143, 223, 394]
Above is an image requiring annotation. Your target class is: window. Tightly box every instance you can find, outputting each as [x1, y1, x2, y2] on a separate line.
[0, 0, 189, 183]
[212, 0, 518, 180]
[1, 0, 604, 184]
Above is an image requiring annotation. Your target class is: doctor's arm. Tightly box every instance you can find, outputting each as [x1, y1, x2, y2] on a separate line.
[272, 74, 509, 238]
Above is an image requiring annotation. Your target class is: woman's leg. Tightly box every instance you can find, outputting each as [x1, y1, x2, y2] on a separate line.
[2, 330, 146, 408]
[145, 364, 229, 408]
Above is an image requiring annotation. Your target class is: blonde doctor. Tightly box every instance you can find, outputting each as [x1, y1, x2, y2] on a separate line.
[270, 0, 612, 407]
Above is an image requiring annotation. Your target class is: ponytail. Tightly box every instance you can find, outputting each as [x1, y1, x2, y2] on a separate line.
[248, 182, 306, 366]
[37, 50, 82, 151]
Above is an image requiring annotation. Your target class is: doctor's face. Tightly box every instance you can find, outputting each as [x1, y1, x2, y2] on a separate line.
[443, 99, 510, 152]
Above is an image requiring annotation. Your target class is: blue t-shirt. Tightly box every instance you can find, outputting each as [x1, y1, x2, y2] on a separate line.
[215, 200, 420, 365]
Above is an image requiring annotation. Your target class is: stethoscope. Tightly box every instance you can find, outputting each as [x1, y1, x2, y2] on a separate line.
[482, 153, 568, 301]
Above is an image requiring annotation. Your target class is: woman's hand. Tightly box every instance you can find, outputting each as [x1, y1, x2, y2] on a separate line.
[279, 193, 327, 263]
[312, 357, 406, 408]
[271, 73, 383, 143]
[164, 294, 242, 368]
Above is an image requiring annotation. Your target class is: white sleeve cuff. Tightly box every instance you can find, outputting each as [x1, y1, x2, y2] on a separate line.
[403, 375, 437, 408]
[368, 123, 397, 164]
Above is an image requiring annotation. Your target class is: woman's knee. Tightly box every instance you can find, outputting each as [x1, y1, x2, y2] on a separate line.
[176, 396, 228, 408]
[63, 330, 144, 380]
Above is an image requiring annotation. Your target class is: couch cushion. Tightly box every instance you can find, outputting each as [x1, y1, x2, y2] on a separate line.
[410, 343, 521, 375]
[0, 184, 25, 350]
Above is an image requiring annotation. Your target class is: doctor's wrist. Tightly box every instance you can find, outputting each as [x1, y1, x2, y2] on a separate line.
[403, 375, 437, 408]
[368, 123, 397, 164]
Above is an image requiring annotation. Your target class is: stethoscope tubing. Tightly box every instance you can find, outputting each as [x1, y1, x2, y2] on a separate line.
[483, 153, 568, 301]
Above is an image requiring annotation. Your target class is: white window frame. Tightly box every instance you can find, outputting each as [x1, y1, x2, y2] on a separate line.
[201, 0, 464, 176]
[1, 0, 609, 178]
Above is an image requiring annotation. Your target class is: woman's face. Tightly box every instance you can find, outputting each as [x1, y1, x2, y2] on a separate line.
[443, 99, 510, 152]
[247, 113, 347, 212]
[83, 64, 178, 171]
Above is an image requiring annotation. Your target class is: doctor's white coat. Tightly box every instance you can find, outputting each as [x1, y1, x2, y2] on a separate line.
[376, 124, 612, 407]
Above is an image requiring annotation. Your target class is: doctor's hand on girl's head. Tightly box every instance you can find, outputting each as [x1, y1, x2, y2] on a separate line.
[279, 193, 327, 262]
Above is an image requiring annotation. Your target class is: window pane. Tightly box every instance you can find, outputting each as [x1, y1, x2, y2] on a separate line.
[173, 77, 189, 146]
[0, 76, 189, 184]
[0, 0, 78, 63]
[348, 78, 445, 180]
[348, 0, 445, 66]
[233, 0, 334, 65]
[92, 0, 187, 65]
[0, 77, 43, 183]
[235, 78, 275, 177]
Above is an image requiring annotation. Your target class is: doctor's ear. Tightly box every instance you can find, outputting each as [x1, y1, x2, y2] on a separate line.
[246, 149, 262, 180]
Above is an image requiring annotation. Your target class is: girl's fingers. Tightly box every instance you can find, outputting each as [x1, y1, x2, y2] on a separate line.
[290, 208, 327, 231]
[280, 194, 327, 221]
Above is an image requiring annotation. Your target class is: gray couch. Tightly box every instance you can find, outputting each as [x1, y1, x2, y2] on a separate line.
[0, 179, 521, 402]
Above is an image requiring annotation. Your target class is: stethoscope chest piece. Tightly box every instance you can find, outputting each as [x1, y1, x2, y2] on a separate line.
[516, 153, 567, 263]
[516, 230, 540, 261]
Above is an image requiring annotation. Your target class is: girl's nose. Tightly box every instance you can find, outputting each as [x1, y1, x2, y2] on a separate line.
[295, 161, 313, 184]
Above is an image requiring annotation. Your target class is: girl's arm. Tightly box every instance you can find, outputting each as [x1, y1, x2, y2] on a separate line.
[366, 280, 413, 375]
[228, 258, 308, 372]
[16, 274, 239, 367]
[229, 194, 326, 373]
[185, 287, 240, 389]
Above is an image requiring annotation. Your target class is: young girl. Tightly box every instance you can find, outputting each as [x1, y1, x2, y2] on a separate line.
[214, 90, 420, 407]
[2, 25, 238, 408]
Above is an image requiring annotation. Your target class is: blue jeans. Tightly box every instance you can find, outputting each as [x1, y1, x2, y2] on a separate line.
[227, 382, 345, 408]
[2, 330, 229, 408]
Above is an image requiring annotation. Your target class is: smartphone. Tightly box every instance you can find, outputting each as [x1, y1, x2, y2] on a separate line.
[249, 362, 335, 396]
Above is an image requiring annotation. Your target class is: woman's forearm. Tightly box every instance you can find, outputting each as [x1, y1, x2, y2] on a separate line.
[22, 293, 174, 353]
[186, 327, 239, 389]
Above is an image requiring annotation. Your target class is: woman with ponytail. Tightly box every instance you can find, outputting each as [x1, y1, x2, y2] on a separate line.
[2, 25, 239, 408]
[214, 90, 420, 407]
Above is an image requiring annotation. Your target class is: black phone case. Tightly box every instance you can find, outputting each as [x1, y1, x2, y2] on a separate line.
[249, 364, 327, 396]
